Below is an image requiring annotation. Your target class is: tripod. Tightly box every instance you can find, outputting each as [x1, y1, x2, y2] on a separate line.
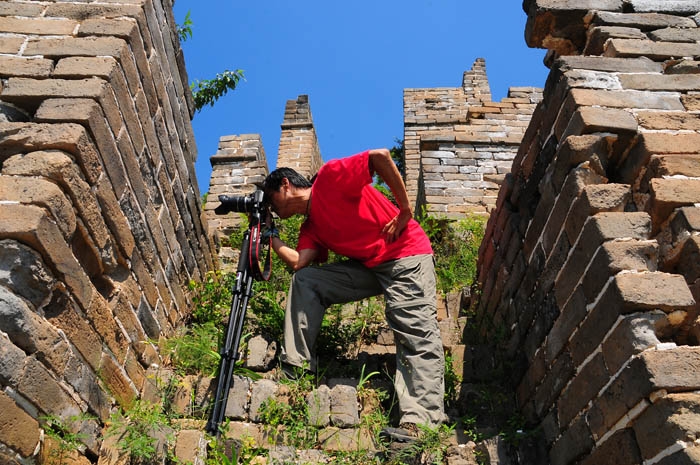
[206, 192, 272, 436]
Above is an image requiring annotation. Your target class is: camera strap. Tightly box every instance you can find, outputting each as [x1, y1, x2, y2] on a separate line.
[249, 222, 272, 281]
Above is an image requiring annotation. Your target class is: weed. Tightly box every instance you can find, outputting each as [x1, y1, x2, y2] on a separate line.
[443, 350, 462, 409]
[387, 423, 455, 465]
[41, 414, 93, 464]
[105, 400, 174, 464]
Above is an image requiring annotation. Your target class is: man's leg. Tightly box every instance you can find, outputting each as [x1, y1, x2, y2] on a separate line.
[373, 254, 445, 427]
[280, 261, 382, 373]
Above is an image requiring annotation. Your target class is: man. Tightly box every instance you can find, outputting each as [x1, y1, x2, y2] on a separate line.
[261, 148, 445, 441]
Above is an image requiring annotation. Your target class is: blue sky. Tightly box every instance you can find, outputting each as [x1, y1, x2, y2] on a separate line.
[172, 1, 551, 193]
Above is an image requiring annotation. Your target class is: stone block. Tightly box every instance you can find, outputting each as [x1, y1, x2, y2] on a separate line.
[570, 272, 693, 365]
[249, 379, 277, 422]
[0, 332, 26, 389]
[589, 346, 700, 439]
[533, 351, 575, 418]
[53, 57, 118, 79]
[628, 0, 700, 14]
[78, 18, 138, 39]
[648, 178, 700, 232]
[640, 154, 700, 193]
[19, 355, 82, 420]
[579, 428, 641, 465]
[0, 203, 93, 307]
[329, 384, 359, 427]
[584, 26, 647, 55]
[307, 385, 331, 427]
[0, 16, 77, 35]
[580, 240, 658, 303]
[0, 37, 25, 54]
[3, 150, 119, 272]
[99, 351, 138, 409]
[0, 390, 40, 458]
[619, 73, 700, 91]
[588, 10, 696, 29]
[0, 123, 102, 185]
[633, 393, 700, 461]
[558, 353, 609, 428]
[605, 38, 700, 60]
[562, 106, 638, 142]
[545, 287, 587, 364]
[0, 174, 76, 239]
[656, 444, 700, 465]
[602, 311, 667, 374]
[1, 77, 107, 112]
[173, 429, 206, 465]
[0, 238, 55, 309]
[637, 112, 700, 131]
[618, 132, 700, 184]
[317, 427, 375, 452]
[24, 36, 126, 58]
[0, 56, 53, 78]
[569, 87, 682, 111]
[554, 212, 652, 309]
[549, 413, 595, 465]
[224, 375, 250, 421]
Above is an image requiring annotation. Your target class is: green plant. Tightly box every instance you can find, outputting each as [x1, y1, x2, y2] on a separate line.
[177, 10, 193, 41]
[105, 400, 174, 465]
[443, 350, 462, 408]
[258, 367, 317, 449]
[419, 211, 486, 295]
[191, 70, 245, 111]
[162, 322, 221, 376]
[387, 423, 455, 465]
[41, 414, 93, 464]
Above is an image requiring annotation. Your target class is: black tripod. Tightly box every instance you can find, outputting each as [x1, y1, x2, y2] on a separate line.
[206, 190, 272, 436]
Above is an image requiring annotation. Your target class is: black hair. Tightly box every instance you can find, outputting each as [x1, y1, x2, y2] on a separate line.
[262, 167, 313, 195]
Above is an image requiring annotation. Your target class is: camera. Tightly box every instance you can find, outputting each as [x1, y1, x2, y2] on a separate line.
[215, 189, 268, 216]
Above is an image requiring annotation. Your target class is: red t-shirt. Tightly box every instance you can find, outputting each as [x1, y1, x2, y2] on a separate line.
[297, 150, 433, 268]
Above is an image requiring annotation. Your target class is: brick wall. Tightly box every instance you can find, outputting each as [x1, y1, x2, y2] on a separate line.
[0, 0, 213, 461]
[277, 94, 323, 179]
[475, 2, 700, 464]
[404, 58, 542, 217]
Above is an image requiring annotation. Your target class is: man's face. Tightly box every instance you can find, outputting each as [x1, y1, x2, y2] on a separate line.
[267, 178, 292, 219]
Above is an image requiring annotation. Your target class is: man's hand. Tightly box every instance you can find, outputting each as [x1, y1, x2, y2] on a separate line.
[382, 208, 412, 243]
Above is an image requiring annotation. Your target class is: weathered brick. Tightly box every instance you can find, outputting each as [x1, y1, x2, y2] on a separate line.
[564, 183, 632, 248]
[605, 38, 700, 60]
[53, 56, 117, 79]
[634, 393, 700, 460]
[628, 0, 700, 14]
[589, 9, 696, 29]
[570, 272, 693, 365]
[0, 56, 53, 78]
[3, 150, 119, 272]
[619, 72, 700, 91]
[99, 351, 138, 409]
[562, 106, 638, 142]
[579, 428, 641, 465]
[0, 203, 92, 307]
[24, 36, 126, 58]
[602, 311, 666, 374]
[0, 2, 46, 17]
[617, 132, 700, 185]
[86, 291, 130, 364]
[0, 122, 102, 184]
[0, 390, 40, 458]
[1, 77, 107, 112]
[0, 36, 24, 54]
[558, 353, 609, 428]
[580, 240, 658, 302]
[0, 16, 77, 35]
[549, 413, 595, 465]
[18, 356, 82, 420]
[584, 26, 647, 56]
[637, 111, 700, 131]
[648, 178, 700, 231]
[0, 175, 76, 239]
[569, 87, 683, 111]
[78, 17, 137, 38]
[656, 444, 700, 465]
[554, 212, 652, 308]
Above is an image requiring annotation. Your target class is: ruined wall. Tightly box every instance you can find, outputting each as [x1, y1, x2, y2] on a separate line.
[0, 0, 213, 462]
[205, 134, 269, 268]
[404, 58, 542, 217]
[475, 1, 700, 464]
[276, 94, 323, 179]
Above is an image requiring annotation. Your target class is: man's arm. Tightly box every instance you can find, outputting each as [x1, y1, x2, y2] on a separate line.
[368, 148, 413, 243]
[270, 237, 318, 271]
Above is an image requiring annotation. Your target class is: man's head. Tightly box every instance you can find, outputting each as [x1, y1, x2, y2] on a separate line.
[262, 167, 313, 218]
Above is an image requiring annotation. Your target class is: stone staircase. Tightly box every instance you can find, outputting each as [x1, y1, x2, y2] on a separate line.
[93, 291, 541, 465]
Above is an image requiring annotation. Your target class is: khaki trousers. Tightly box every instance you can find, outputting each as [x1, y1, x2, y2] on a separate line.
[280, 254, 445, 426]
